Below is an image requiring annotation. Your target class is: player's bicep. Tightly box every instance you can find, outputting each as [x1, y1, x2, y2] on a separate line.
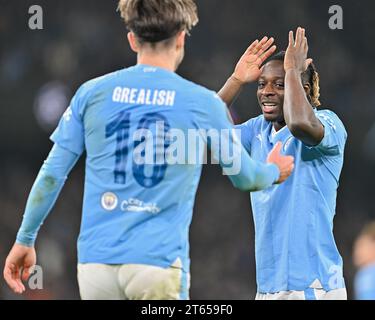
[235, 122, 252, 153]
[50, 88, 86, 156]
[205, 95, 238, 163]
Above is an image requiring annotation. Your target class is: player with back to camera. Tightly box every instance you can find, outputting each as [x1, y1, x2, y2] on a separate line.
[3, 0, 293, 300]
[218, 28, 347, 300]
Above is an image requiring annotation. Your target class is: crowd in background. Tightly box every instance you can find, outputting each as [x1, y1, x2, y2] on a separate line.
[1, 0, 375, 299]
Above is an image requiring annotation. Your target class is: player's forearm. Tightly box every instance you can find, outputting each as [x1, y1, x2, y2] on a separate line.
[284, 69, 322, 145]
[218, 75, 244, 108]
[284, 69, 314, 126]
[210, 97, 279, 191]
[227, 149, 280, 192]
[16, 144, 79, 247]
[229, 164, 279, 192]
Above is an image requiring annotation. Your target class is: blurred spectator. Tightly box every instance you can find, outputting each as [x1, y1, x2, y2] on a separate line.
[33, 81, 71, 132]
[353, 222, 375, 300]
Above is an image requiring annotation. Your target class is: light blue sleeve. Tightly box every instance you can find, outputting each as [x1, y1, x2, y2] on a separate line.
[356, 288, 375, 300]
[16, 144, 80, 247]
[314, 110, 347, 156]
[50, 85, 86, 155]
[355, 268, 375, 300]
[205, 93, 279, 191]
[235, 120, 253, 153]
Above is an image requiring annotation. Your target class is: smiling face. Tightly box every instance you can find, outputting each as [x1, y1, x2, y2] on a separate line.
[257, 60, 286, 129]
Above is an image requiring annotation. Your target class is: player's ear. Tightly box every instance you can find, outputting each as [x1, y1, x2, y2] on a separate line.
[303, 83, 311, 97]
[127, 32, 139, 53]
[175, 31, 186, 50]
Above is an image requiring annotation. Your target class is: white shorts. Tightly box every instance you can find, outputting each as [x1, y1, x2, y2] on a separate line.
[77, 258, 190, 300]
[255, 288, 347, 300]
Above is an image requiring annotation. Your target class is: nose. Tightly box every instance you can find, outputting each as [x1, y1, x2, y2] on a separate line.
[261, 83, 276, 97]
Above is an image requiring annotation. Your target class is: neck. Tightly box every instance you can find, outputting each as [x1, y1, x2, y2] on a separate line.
[137, 51, 177, 72]
[272, 120, 286, 132]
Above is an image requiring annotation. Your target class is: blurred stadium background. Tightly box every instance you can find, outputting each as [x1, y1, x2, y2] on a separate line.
[1, 0, 375, 299]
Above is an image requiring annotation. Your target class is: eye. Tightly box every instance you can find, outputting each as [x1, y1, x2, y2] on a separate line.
[258, 82, 265, 89]
[275, 83, 284, 88]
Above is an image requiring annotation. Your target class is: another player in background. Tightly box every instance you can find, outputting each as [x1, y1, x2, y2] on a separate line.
[218, 28, 347, 300]
[3, 0, 294, 300]
[353, 222, 375, 300]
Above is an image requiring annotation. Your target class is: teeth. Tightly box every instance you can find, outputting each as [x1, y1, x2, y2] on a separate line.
[263, 103, 276, 106]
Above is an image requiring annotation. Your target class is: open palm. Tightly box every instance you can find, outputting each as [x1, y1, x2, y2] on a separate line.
[284, 27, 313, 73]
[233, 36, 277, 84]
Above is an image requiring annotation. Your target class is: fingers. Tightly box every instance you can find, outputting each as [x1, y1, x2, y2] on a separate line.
[290, 27, 307, 48]
[244, 38, 264, 55]
[295, 28, 300, 46]
[3, 263, 26, 294]
[10, 264, 26, 294]
[271, 141, 283, 155]
[301, 28, 306, 47]
[257, 37, 276, 63]
[246, 36, 273, 55]
[267, 142, 295, 184]
[259, 45, 277, 64]
[245, 39, 259, 54]
[285, 155, 295, 166]
[295, 27, 308, 48]
[243, 36, 276, 67]
[288, 30, 294, 47]
[295, 27, 303, 46]
[261, 37, 275, 52]
[253, 36, 273, 56]
[286, 158, 295, 175]
[22, 266, 32, 282]
[303, 34, 308, 52]
[279, 155, 295, 183]
[305, 58, 313, 70]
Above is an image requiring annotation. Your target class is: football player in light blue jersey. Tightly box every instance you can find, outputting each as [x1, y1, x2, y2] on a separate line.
[3, 0, 294, 300]
[353, 222, 375, 300]
[219, 28, 347, 300]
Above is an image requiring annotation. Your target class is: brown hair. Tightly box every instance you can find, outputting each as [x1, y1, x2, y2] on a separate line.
[118, 0, 198, 43]
[304, 63, 321, 107]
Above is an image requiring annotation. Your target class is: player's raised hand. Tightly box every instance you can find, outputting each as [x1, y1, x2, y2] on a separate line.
[3, 243, 36, 294]
[284, 27, 313, 74]
[267, 142, 294, 184]
[232, 36, 277, 84]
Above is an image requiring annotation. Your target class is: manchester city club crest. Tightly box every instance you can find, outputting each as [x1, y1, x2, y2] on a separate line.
[101, 192, 118, 211]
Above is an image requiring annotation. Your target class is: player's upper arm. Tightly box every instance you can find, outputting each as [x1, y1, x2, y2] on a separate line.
[50, 84, 89, 156]
[312, 110, 347, 156]
[235, 120, 254, 153]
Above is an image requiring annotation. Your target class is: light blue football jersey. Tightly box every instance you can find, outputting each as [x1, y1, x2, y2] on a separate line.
[236, 109, 347, 293]
[355, 264, 375, 300]
[50, 64, 279, 273]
